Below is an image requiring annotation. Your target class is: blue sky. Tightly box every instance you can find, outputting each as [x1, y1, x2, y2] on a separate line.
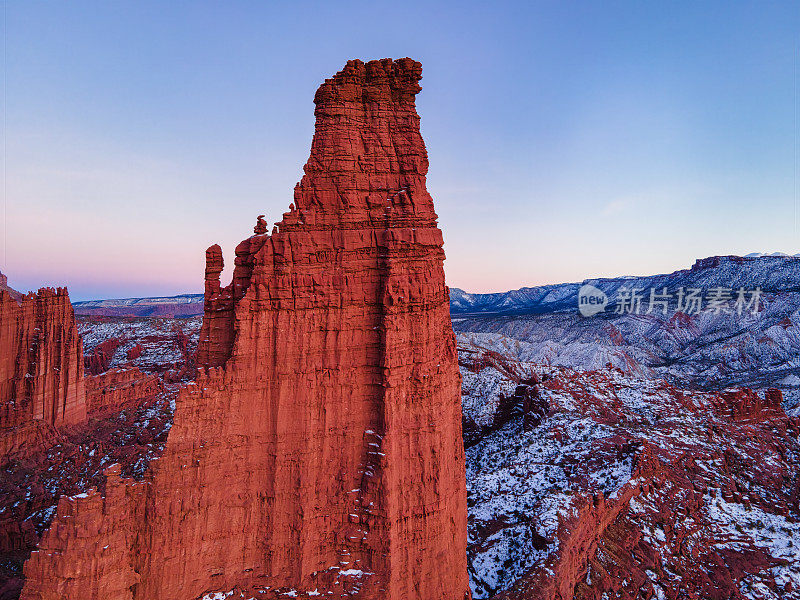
[2, 1, 799, 300]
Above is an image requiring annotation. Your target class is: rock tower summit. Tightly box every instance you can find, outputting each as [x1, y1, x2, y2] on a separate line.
[22, 58, 470, 600]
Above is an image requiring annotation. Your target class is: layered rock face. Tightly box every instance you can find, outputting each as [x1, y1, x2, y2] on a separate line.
[23, 58, 469, 600]
[0, 288, 86, 457]
[85, 367, 163, 415]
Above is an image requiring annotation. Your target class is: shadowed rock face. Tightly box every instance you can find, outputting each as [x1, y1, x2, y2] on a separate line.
[22, 58, 469, 600]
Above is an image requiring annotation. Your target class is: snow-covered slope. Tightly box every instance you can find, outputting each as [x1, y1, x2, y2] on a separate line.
[460, 342, 800, 599]
[452, 255, 800, 315]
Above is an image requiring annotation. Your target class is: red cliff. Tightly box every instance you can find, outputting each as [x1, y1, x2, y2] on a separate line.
[0, 288, 86, 457]
[22, 58, 469, 600]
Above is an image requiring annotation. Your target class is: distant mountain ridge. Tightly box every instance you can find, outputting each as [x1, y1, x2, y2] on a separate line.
[451, 254, 800, 315]
[452, 254, 800, 406]
[73, 293, 203, 318]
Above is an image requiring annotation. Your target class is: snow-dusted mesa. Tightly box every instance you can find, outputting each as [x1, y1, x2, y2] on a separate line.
[460, 341, 800, 599]
[744, 251, 800, 258]
[72, 293, 204, 318]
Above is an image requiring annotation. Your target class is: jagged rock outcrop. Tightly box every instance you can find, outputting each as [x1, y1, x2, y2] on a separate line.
[459, 345, 549, 447]
[713, 387, 784, 421]
[0, 272, 22, 303]
[22, 58, 469, 600]
[0, 288, 86, 457]
[195, 243, 232, 368]
[125, 344, 143, 361]
[0, 387, 174, 600]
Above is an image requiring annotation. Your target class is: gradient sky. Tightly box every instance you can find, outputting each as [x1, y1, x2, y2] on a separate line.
[2, 1, 799, 300]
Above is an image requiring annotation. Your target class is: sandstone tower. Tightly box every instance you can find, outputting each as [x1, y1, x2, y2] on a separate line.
[23, 58, 469, 600]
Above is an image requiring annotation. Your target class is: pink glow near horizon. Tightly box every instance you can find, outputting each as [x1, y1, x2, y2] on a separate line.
[3, 3, 798, 301]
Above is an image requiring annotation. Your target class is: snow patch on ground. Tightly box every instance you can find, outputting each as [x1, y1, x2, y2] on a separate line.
[705, 495, 800, 597]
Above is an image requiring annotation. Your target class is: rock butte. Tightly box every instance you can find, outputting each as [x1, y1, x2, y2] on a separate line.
[22, 58, 470, 600]
[0, 280, 162, 461]
[0, 286, 86, 457]
[0, 272, 22, 303]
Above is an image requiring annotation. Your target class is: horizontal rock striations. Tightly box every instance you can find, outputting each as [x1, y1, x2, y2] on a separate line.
[0, 288, 86, 457]
[85, 367, 163, 415]
[22, 58, 469, 600]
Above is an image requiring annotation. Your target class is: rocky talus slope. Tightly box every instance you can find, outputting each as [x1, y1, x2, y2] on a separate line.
[0, 389, 175, 600]
[22, 58, 469, 600]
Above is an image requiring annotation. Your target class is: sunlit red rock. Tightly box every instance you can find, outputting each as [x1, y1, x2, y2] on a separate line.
[125, 344, 143, 361]
[0, 288, 86, 457]
[84, 337, 122, 375]
[85, 368, 163, 415]
[22, 58, 469, 600]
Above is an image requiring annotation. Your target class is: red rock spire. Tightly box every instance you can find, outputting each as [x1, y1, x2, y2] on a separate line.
[23, 58, 469, 600]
